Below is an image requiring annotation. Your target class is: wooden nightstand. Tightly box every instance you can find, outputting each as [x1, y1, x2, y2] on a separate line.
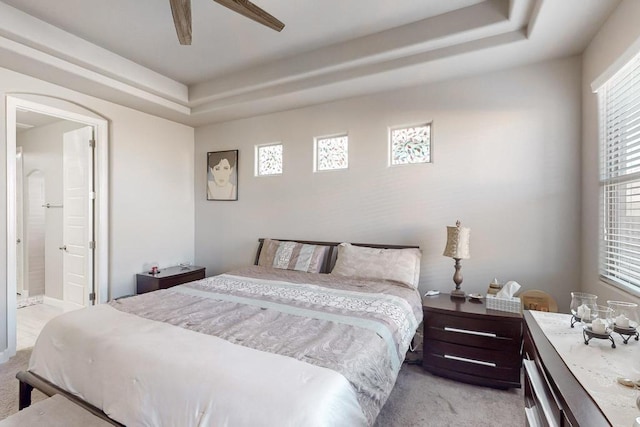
[136, 265, 205, 294]
[422, 294, 522, 389]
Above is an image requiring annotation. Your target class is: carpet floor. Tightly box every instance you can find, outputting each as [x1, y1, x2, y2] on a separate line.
[1, 349, 524, 426]
[373, 363, 524, 426]
[0, 349, 47, 421]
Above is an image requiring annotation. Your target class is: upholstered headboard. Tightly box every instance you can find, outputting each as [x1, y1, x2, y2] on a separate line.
[254, 238, 420, 274]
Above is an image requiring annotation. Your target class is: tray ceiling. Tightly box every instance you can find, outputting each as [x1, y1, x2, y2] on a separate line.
[0, 0, 620, 126]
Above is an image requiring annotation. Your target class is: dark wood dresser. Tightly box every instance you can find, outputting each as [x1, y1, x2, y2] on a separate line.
[136, 265, 205, 294]
[523, 310, 610, 426]
[422, 294, 522, 388]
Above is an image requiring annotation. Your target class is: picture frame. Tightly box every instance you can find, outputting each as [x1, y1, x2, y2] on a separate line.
[207, 150, 238, 201]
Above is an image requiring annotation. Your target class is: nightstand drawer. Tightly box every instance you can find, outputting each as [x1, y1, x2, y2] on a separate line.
[424, 344, 521, 383]
[157, 271, 204, 289]
[425, 314, 521, 350]
[426, 312, 521, 340]
[426, 340, 522, 369]
[136, 266, 205, 294]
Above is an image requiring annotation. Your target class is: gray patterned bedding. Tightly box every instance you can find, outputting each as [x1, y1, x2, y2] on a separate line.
[109, 266, 423, 424]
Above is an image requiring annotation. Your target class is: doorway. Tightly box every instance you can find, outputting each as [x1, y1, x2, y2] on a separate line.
[17, 114, 93, 305]
[3, 95, 109, 362]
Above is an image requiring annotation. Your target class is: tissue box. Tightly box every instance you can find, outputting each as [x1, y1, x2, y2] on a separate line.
[485, 294, 521, 313]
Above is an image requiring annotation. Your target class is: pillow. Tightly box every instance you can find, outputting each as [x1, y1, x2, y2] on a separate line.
[330, 243, 421, 289]
[258, 239, 328, 273]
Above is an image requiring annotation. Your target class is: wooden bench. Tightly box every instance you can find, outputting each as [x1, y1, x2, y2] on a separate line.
[0, 394, 113, 427]
[15, 371, 122, 426]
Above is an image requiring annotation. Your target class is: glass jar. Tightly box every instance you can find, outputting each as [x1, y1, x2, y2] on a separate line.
[586, 305, 614, 334]
[607, 300, 639, 331]
[570, 292, 598, 321]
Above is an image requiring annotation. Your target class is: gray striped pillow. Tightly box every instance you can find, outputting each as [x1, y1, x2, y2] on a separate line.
[258, 239, 328, 273]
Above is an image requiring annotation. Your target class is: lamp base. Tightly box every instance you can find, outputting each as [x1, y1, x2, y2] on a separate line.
[450, 289, 466, 299]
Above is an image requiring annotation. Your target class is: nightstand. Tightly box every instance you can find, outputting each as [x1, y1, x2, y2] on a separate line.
[422, 294, 522, 389]
[136, 265, 206, 294]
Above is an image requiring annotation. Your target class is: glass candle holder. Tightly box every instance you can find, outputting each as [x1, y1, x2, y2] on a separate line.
[585, 305, 614, 334]
[608, 300, 639, 344]
[582, 305, 616, 348]
[570, 292, 598, 327]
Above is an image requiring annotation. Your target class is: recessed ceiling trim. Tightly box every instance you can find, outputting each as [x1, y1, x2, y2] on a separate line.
[0, 0, 616, 127]
[0, 2, 188, 103]
[189, 0, 519, 106]
[0, 0, 527, 117]
[524, 0, 544, 38]
[191, 30, 527, 117]
[0, 35, 191, 115]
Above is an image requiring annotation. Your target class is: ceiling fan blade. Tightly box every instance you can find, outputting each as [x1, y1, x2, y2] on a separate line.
[212, 0, 285, 32]
[170, 0, 192, 45]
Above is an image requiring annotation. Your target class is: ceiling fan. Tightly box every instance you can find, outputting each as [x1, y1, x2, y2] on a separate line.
[169, 0, 285, 45]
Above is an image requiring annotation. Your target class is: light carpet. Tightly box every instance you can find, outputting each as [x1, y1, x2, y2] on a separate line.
[1, 349, 524, 426]
[0, 349, 47, 421]
[373, 362, 524, 426]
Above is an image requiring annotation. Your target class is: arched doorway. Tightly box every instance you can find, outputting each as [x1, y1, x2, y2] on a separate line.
[2, 94, 109, 363]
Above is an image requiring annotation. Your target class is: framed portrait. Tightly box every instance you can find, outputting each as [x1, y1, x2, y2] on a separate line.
[207, 150, 238, 201]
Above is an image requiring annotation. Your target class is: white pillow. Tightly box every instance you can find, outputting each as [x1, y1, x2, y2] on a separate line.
[330, 243, 421, 289]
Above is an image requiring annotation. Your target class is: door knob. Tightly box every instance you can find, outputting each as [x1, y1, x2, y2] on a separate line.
[16, 238, 21, 243]
[59, 245, 67, 251]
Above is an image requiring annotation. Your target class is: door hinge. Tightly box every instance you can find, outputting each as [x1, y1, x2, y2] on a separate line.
[89, 241, 96, 249]
[89, 139, 96, 148]
[89, 191, 96, 200]
[89, 292, 96, 302]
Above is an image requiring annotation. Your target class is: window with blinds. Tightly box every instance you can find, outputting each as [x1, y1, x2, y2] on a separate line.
[598, 50, 640, 293]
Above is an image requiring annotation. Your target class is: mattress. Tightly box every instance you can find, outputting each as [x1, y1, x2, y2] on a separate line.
[29, 266, 422, 426]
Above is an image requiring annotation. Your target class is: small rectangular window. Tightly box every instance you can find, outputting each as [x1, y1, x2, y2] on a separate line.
[389, 123, 432, 166]
[255, 143, 283, 176]
[314, 134, 348, 171]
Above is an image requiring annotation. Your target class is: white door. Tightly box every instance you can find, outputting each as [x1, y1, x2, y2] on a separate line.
[62, 126, 94, 309]
[16, 147, 24, 296]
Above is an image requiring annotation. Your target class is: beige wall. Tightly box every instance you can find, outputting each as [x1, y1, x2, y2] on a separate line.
[0, 66, 195, 357]
[194, 56, 582, 310]
[582, 0, 640, 305]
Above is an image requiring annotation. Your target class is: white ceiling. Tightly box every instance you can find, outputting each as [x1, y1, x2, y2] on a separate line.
[0, 0, 621, 126]
[15, 109, 64, 133]
[1, 0, 486, 84]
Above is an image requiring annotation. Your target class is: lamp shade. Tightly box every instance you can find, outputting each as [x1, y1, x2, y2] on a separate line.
[443, 220, 471, 259]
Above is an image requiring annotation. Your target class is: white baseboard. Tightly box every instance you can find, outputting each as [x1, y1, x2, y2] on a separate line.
[0, 347, 16, 364]
[43, 296, 82, 312]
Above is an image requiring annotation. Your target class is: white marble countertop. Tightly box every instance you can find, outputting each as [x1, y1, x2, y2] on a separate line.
[530, 311, 640, 427]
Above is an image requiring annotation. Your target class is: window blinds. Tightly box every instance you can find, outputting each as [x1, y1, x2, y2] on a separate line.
[599, 52, 640, 291]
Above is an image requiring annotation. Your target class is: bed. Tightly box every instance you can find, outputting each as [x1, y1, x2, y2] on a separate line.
[17, 238, 423, 426]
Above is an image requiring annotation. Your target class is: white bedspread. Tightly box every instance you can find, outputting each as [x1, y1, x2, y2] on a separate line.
[29, 304, 368, 427]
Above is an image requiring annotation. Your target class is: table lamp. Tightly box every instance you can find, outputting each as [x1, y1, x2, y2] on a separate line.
[443, 220, 471, 298]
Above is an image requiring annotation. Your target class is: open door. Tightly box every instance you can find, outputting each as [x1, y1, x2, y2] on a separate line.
[16, 147, 24, 296]
[62, 126, 94, 309]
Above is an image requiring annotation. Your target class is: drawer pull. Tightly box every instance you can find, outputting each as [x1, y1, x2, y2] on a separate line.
[523, 359, 558, 427]
[444, 327, 497, 338]
[444, 354, 496, 367]
[524, 406, 541, 427]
